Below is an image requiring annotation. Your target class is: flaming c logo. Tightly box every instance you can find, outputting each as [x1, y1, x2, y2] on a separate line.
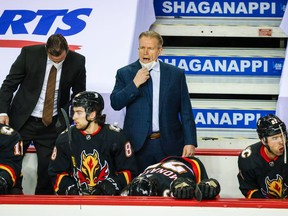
[77, 150, 109, 191]
[261, 174, 286, 198]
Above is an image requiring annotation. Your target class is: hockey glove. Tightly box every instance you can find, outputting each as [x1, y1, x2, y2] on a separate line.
[0, 176, 8, 195]
[65, 184, 80, 195]
[91, 178, 120, 195]
[170, 177, 196, 199]
[197, 178, 220, 199]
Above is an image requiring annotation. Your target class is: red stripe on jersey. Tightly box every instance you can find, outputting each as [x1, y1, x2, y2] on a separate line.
[80, 126, 102, 136]
[117, 170, 132, 184]
[181, 158, 201, 183]
[0, 164, 17, 186]
[260, 145, 278, 163]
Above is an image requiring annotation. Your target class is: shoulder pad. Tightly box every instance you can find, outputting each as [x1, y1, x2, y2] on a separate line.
[109, 122, 121, 132]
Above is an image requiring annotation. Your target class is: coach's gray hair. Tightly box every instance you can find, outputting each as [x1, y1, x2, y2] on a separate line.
[139, 31, 163, 48]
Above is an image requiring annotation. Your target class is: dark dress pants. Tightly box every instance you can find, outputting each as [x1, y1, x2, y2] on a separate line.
[19, 116, 59, 195]
[135, 137, 167, 175]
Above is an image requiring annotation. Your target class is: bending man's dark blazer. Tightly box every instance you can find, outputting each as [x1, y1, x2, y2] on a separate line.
[110, 60, 197, 156]
[0, 45, 86, 132]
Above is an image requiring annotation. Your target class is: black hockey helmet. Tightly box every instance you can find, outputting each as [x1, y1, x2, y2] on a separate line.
[128, 176, 158, 196]
[72, 91, 104, 115]
[256, 114, 287, 139]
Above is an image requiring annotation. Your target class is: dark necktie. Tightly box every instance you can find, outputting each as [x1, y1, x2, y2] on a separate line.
[42, 65, 57, 126]
[147, 76, 153, 100]
[147, 75, 153, 134]
[147, 69, 153, 99]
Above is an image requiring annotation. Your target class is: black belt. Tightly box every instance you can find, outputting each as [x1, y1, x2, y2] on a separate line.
[29, 116, 43, 122]
[29, 115, 57, 122]
[148, 132, 160, 139]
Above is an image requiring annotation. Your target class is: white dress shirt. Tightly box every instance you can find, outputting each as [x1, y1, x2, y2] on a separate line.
[31, 58, 63, 118]
[150, 60, 160, 132]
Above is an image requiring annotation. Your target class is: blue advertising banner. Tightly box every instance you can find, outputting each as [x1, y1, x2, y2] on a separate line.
[0, 9, 93, 36]
[154, 0, 287, 18]
[193, 109, 275, 129]
[159, 55, 284, 76]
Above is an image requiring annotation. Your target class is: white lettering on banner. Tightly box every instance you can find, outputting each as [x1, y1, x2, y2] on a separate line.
[195, 112, 262, 126]
[162, 1, 276, 15]
[162, 58, 268, 73]
[142, 167, 178, 180]
[0, 9, 92, 36]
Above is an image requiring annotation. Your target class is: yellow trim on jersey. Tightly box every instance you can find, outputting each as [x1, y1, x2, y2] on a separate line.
[190, 159, 202, 183]
[247, 189, 258, 199]
[54, 173, 69, 192]
[123, 171, 130, 184]
[117, 170, 132, 184]
[0, 164, 16, 186]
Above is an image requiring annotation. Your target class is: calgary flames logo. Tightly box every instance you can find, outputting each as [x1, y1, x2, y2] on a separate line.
[77, 150, 109, 191]
[261, 174, 286, 198]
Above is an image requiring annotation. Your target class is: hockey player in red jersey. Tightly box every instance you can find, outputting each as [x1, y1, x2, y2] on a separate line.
[121, 156, 220, 200]
[238, 114, 288, 199]
[0, 123, 23, 194]
[48, 91, 138, 195]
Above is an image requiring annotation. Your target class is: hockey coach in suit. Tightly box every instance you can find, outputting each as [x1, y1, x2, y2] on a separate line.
[110, 31, 197, 173]
[0, 34, 86, 194]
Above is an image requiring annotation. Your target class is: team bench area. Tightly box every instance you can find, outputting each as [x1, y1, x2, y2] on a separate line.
[0, 195, 287, 216]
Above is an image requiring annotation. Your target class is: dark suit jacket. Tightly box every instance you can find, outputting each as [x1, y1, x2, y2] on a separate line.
[110, 60, 197, 156]
[0, 45, 86, 132]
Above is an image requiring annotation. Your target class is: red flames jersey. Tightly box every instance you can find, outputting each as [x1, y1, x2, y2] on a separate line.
[0, 123, 23, 190]
[49, 124, 138, 194]
[238, 142, 288, 198]
[123, 156, 209, 196]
